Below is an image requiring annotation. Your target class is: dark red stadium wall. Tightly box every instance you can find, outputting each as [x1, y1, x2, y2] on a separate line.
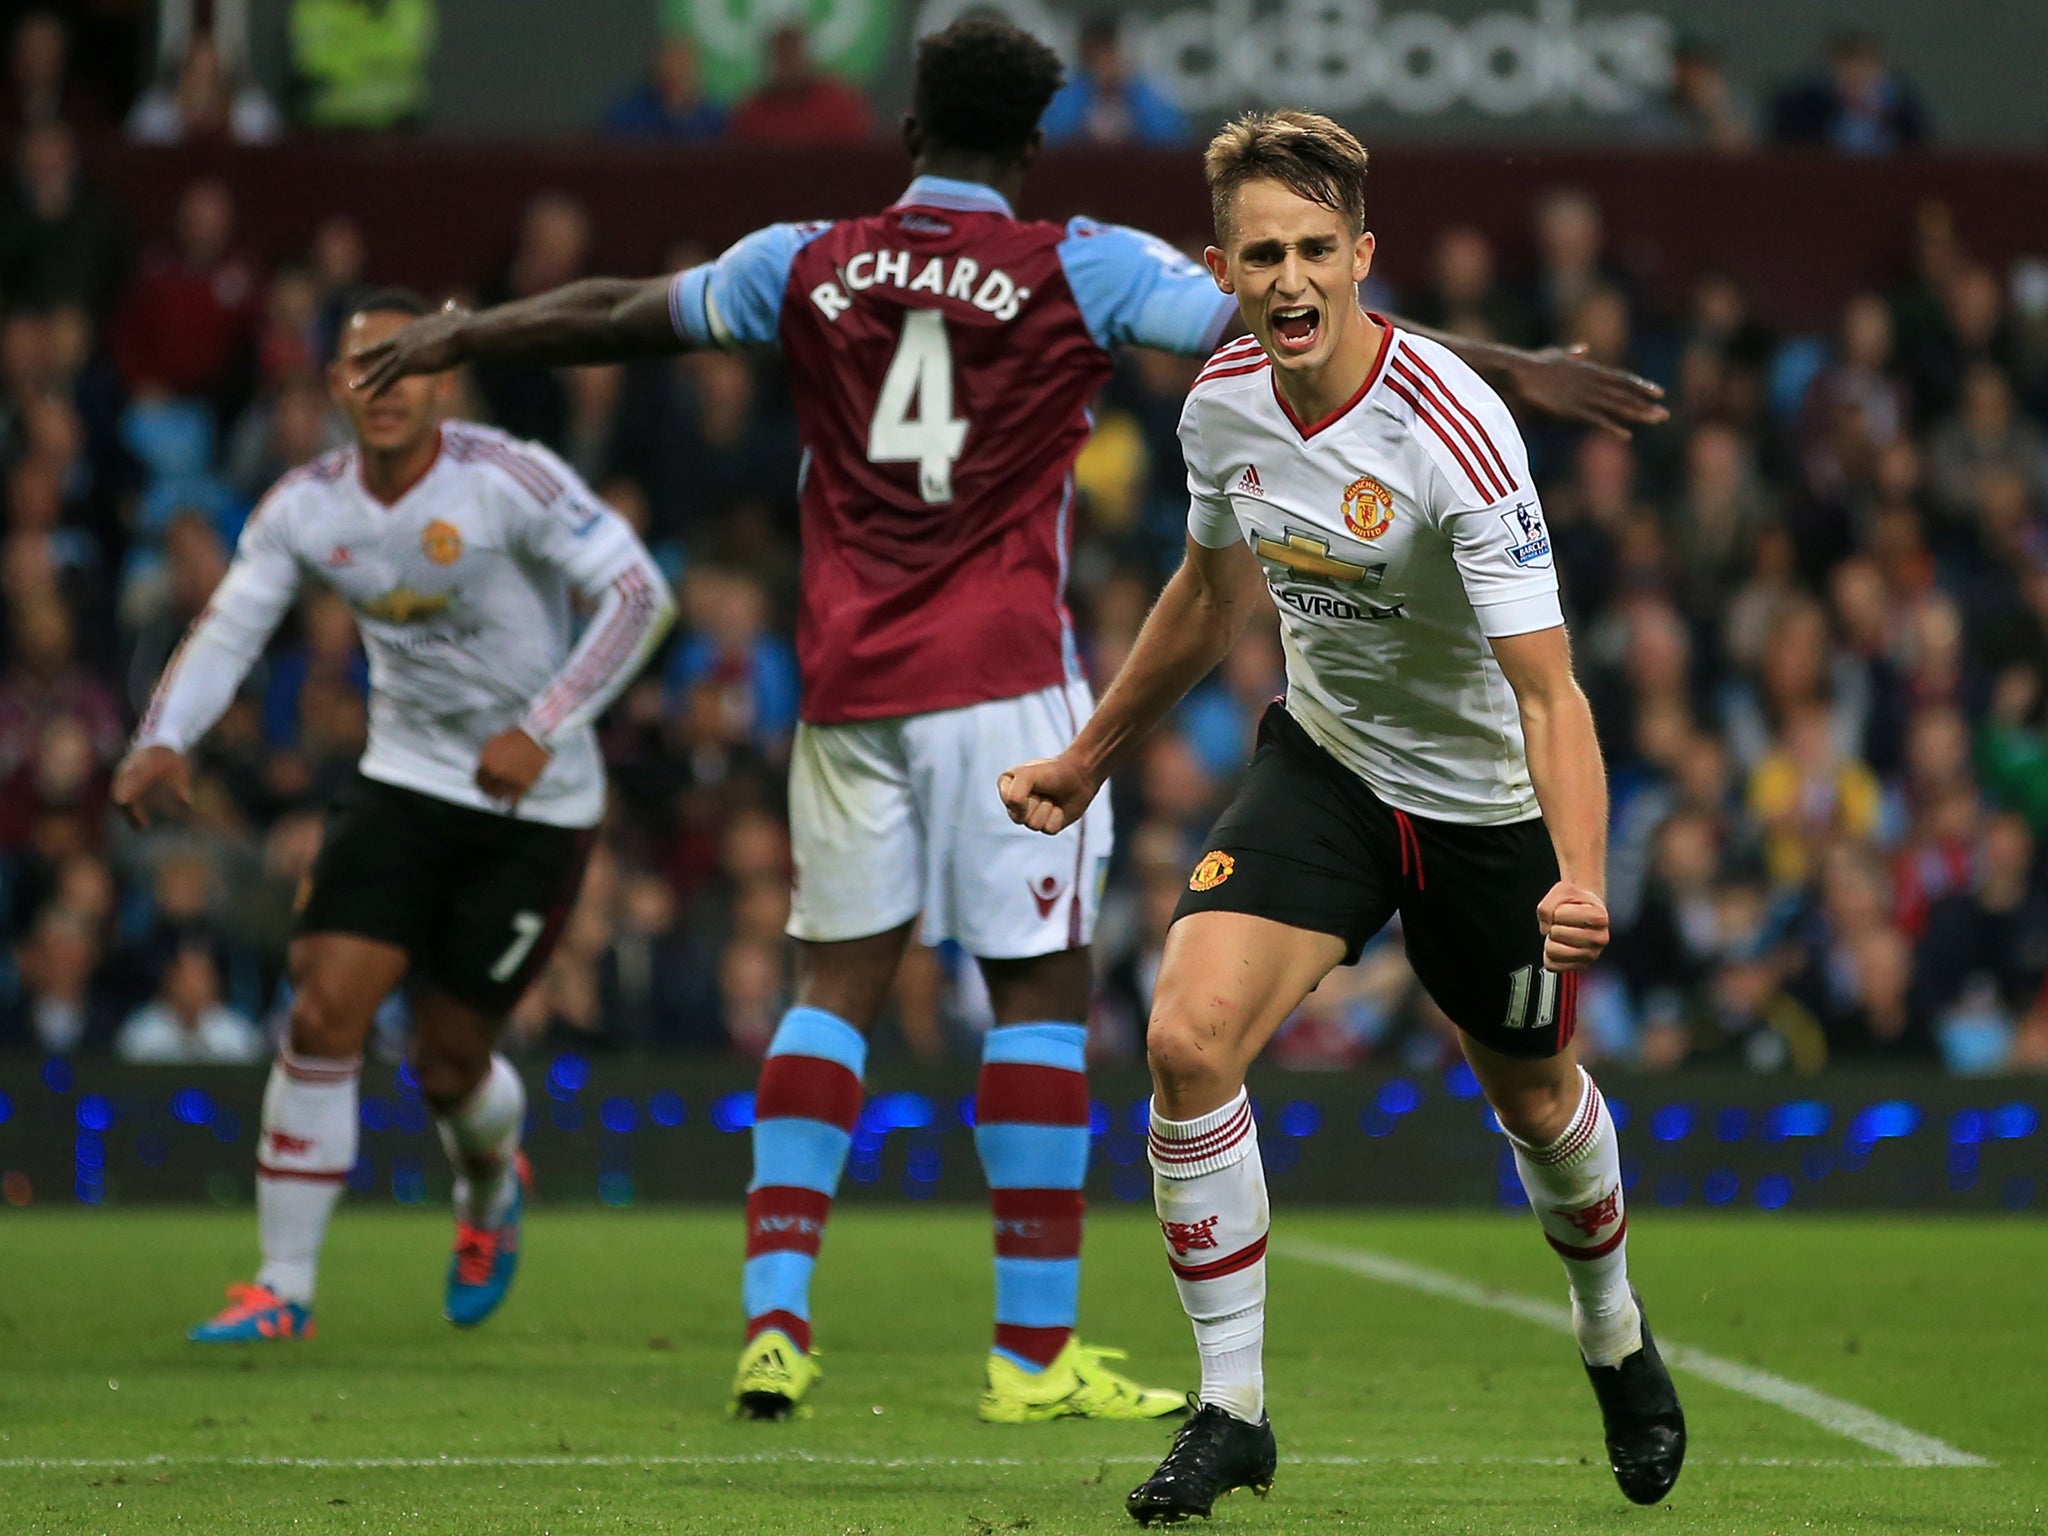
[85, 141, 2048, 334]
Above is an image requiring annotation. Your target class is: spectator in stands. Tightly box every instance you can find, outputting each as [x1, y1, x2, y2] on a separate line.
[225, 370, 345, 506]
[605, 36, 724, 142]
[290, 0, 437, 131]
[1624, 29, 1756, 152]
[1617, 808, 1724, 1038]
[123, 510, 227, 717]
[305, 214, 370, 360]
[1404, 226, 1533, 348]
[470, 191, 591, 447]
[0, 594, 123, 786]
[612, 344, 802, 542]
[1523, 187, 1629, 348]
[261, 590, 367, 753]
[605, 866, 712, 1049]
[664, 565, 797, 764]
[1916, 811, 2048, 1023]
[1668, 423, 1771, 636]
[1177, 625, 1283, 781]
[1927, 363, 2048, 518]
[727, 22, 873, 145]
[3, 903, 118, 1054]
[1800, 293, 1909, 507]
[126, 34, 282, 145]
[113, 941, 264, 1064]
[1747, 703, 1884, 887]
[0, 10, 105, 133]
[1542, 434, 1643, 627]
[1672, 270, 1776, 430]
[110, 178, 261, 413]
[0, 123, 125, 320]
[250, 266, 325, 388]
[1771, 30, 1929, 154]
[1041, 15, 1187, 147]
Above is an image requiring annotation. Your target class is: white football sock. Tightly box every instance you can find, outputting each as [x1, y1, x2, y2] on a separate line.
[434, 1054, 525, 1226]
[1507, 1067, 1641, 1367]
[254, 1050, 361, 1306]
[1149, 1089, 1269, 1422]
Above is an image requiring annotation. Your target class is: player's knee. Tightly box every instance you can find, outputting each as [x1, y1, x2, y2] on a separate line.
[1145, 1011, 1234, 1105]
[411, 1038, 490, 1112]
[1489, 1071, 1579, 1146]
[284, 982, 368, 1061]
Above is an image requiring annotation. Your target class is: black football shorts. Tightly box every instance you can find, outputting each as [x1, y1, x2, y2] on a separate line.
[1173, 702, 1581, 1060]
[297, 775, 593, 1016]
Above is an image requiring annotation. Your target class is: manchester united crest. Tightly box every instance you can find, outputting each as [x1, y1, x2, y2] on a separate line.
[1188, 850, 1236, 892]
[1341, 474, 1395, 541]
[421, 520, 464, 565]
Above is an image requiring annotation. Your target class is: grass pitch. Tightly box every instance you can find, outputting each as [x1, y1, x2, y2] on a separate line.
[1, 1207, 2039, 1534]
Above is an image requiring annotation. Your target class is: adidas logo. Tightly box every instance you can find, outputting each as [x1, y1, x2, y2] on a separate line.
[1235, 465, 1264, 497]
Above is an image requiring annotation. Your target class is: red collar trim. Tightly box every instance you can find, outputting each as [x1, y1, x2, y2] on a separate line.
[1270, 314, 1395, 441]
[358, 428, 443, 507]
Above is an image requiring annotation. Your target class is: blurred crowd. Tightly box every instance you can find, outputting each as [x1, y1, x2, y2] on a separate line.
[2, 10, 2044, 1076]
[4, 5, 1945, 156]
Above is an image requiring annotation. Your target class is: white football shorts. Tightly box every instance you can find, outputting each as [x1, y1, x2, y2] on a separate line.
[785, 679, 1112, 958]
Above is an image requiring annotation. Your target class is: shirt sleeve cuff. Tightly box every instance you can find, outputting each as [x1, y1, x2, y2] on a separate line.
[1473, 589, 1564, 638]
[668, 266, 715, 347]
[1187, 500, 1243, 549]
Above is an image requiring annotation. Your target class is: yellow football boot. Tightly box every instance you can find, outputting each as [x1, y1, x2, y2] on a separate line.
[979, 1337, 1188, 1424]
[730, 1329, 822, 1420]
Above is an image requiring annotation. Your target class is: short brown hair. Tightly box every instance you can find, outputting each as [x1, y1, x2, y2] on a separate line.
[1204, 110, 1369, 241]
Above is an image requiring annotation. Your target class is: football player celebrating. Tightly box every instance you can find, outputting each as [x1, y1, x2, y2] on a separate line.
[999, 113, 1685, 1522]
[351, 21, 1666, 1423]
[116, 290, 674, 1342]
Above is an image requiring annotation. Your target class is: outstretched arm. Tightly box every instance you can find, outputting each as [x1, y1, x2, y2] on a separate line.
[1001, 535, 1267, 834]
[1389, 320, 1667, 440]
[354, 222, 821, 394]
[1213, 309, 1667, 438]
[349, 279, 681, 394]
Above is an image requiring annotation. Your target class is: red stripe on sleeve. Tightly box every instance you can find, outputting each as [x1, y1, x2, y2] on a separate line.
[1391, 355, 1508, 499]
[1397, 346, 1517, 491]
[1386, 378, 1494, 502]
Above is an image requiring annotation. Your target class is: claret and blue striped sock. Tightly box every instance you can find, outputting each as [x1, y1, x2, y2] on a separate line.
[975, 1022, 1090, 1371]
[742, 1007, 868, 1354]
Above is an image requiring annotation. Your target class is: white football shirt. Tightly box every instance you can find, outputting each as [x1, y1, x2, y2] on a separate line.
[138, 422, 675, 828]
[1182, 321, 1563, 825]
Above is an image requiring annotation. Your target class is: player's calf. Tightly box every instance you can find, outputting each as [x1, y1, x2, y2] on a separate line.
[1488, 1058, 1685, 1503]
[1149, 1088, 1269, 1426]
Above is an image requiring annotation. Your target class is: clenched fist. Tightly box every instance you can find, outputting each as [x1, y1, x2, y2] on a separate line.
[111, 744, 193, 828]
[1536, 880, 1609, 972]
[998, 753, 1101, 836]
[475, 728, 551, 808]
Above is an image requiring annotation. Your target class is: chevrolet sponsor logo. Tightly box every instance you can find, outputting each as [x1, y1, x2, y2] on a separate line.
[357, 586, 455, 624]
[1253, 528, 1382, 584]
[1275, 586, 1405, 621]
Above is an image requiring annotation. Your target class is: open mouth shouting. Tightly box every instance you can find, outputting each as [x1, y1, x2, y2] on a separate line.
[1270, 304, 1322, 356]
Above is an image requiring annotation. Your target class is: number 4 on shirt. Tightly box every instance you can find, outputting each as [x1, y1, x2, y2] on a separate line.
[868, 309, 968, 504]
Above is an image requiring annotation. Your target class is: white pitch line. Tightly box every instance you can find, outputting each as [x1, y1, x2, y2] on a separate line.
[0, 1452, 1931, 1473]
[1278, 1239, 1991, 1469]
